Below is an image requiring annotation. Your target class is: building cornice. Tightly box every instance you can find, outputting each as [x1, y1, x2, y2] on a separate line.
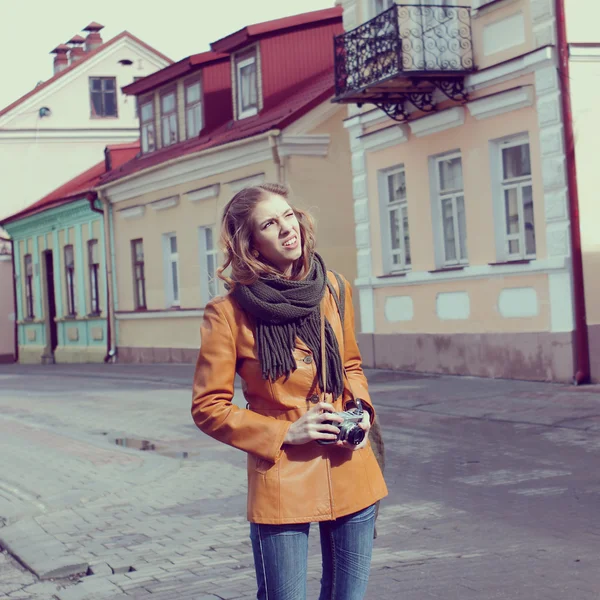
[467, 85, 534, 120]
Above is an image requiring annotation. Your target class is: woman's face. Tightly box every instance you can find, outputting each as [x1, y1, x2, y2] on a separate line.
[251, 193, 302, 276]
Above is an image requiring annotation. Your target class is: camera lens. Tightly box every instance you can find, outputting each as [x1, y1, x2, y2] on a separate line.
[346, 426, 365, 446]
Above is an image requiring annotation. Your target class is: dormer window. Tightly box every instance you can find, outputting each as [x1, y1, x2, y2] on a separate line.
[140, 97, 155, 153]
[236, 49, 258, 119]
[185, 79, 203, 139]
[160, 89, 178, 147]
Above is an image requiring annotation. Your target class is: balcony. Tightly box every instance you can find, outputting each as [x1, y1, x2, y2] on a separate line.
[333, 4, 474, 121]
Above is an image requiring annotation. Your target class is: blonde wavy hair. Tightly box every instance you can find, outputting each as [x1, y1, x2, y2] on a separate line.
[217, 183, 316, 287]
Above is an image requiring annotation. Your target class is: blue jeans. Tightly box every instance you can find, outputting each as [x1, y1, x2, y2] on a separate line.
[250, 504, 376, 600]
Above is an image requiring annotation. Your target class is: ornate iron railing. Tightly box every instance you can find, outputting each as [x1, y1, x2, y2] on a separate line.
[334, 4, 473, 99]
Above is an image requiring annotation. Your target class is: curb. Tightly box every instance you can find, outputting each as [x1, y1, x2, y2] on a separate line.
[0, 517, 88, 580]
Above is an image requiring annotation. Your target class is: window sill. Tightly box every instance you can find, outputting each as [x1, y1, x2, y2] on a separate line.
[90, 115, 119, 120]
[428, 265, 466, 274]
[238, 108, 259, 120]
[488, 259, 533, 266]
[377, 270, 410, 279]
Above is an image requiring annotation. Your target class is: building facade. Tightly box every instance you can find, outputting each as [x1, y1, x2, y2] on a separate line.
[0, 23, 171, 223]
[1, 144, 138, 363]
[0, 235, 15, 363]
[95, 8, 358, 363]
[333, 0, 593, 382]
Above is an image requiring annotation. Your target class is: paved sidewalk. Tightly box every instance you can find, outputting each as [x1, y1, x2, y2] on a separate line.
[0, 364, 599, 599]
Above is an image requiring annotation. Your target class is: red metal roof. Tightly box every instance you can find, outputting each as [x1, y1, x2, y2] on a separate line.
[122, 51, 228, 96]
[98, 69, 334, 187]
[0, 31, 173, 120]
[211, 6, 343, 53]
[0, 142, 140, 225]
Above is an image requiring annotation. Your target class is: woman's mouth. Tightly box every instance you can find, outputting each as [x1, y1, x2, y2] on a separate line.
[282, 235, 299, 249]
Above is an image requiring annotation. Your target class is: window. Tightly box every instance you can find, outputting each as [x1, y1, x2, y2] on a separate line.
[90, 77, 117, 118]
[24, 254, 34, 319]
[140, 98, 156, 153]
[199, 226, 218, 305]
[64, 245, 76, 316]
[131, 239, 147, 310]
[435, 154, 468, 265]
[500, 139, 535, 259]
[185, 79, 203, 139]
[381, 167, 411, 272]
[88, 240, 100, 315]
[236, 51, 258, 119]
[160, 90, 178, 147]
[164, 233, 180, 307]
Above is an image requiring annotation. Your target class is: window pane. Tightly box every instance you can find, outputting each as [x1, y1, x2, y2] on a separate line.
[135, 241, 144, 261]
[503, 143, 531, 179]
[186, 82, 201, 104]
[171, 261, 179, 301]
[504, 188, 520, 236]
[103, 88, 117, 117]
[104, 78, 115, 92]
[438, 157, 463, 192]
[523, 185, 536, 255]
[25, 256, 32, 276]
[170, 236, 177, 254]
[388, 170, 406, 203]
[162, 92, 175, 113]
[91, 91, 103, 116]
[142, 123, 155, 152]
[205, 228, 214, 250]
[65, 246, 74, 267]
[169, 114, 178, 143]
[141, 102, 153, 122]
[389, 207, 401, 251]
[442, 198, 456, 261]
[402, 205, 411, 266]
[240, 60, 257, 111]
[91, 78, 102, 92]
[456, 196, 467, 260]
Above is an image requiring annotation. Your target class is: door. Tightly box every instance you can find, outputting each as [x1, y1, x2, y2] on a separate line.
[44, 251, 58, 353]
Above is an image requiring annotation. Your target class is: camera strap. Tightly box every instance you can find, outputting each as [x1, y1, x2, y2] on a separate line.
[320, 300, 327, 402]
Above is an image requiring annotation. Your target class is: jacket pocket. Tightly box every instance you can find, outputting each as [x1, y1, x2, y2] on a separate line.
[251, 454, 280, 480]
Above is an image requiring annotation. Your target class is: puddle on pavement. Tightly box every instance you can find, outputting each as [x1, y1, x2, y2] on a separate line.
[112, 437, 190, 459]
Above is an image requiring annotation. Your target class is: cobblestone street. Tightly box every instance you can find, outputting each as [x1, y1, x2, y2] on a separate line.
[1, 363, 600, 599]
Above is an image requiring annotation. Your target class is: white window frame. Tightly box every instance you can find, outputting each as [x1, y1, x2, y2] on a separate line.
[185, 79, 203, 139]
[236, 54, 259, 120]
[160, 90, 178, 148]
[140, 97, 155, 154]
[163, 233, 180, 307]
[491, 134, 536, 262]
[379, 165, 412, 274]
[430, 152, 468, 267]
[198, 226, 219, 305]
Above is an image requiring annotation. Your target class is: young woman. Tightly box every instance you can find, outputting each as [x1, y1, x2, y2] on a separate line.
[191, 183, 387, 600]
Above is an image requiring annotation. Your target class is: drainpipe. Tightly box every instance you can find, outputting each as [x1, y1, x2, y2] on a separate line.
[8, 238, 18, 363]
[555, 0, 590, 384]
[88, 192, 116, 363]
[269, 134, 286, 183]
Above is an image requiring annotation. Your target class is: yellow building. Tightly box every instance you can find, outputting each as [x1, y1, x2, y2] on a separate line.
[333, 0, 595, 382]
[96, 8, 357, 363]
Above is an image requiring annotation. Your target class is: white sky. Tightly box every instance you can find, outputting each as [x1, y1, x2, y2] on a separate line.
[0, 0, 334, 111]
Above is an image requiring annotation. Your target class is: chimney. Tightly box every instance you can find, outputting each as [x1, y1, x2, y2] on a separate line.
[83, 22, 104, 52]
[68, 35, 86, 62]
[50, 44, 70, 74]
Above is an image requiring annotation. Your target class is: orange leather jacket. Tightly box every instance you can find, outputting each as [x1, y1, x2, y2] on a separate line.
[191, 272, 388, 524]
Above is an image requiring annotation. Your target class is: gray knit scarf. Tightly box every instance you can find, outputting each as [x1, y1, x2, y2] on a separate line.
[231, 253, 344, 398]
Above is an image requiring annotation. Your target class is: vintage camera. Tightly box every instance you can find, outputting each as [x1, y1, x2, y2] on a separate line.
[317, 399, 365, 446]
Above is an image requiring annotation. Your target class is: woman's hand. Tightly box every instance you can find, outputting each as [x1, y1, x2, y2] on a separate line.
[283, 402, 343, 445]
[336, 409, 370, 451]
